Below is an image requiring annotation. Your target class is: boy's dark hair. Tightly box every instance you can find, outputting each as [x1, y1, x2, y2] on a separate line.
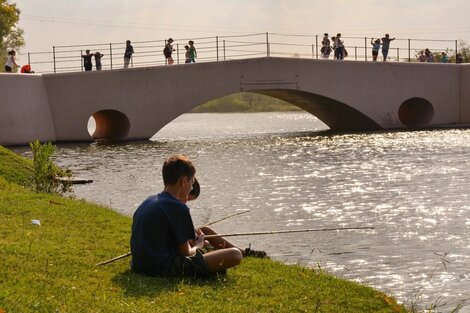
[162, 155, 196, 186]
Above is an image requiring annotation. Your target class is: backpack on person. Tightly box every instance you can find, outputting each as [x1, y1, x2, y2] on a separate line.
[163, 47, 171, 58]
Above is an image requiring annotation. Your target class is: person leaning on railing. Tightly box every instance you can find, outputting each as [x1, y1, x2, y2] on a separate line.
[381, 34, 395, 61]
[81, 50, 93, 71]
[440, 52, 449, 63]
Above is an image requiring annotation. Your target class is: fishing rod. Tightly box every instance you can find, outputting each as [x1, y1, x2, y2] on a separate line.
[95, 209, 251, 266]
[200, 209, 250, 227]
[204, 226, 375, 239]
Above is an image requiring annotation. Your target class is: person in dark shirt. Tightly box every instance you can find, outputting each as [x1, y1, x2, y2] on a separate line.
[163, 38, 175, 64]
[124, 40, 134, 68]
[82, 50, 93, 71]
[130, 155, 245, 277]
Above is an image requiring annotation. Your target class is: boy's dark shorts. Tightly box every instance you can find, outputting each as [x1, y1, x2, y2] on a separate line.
[170, 249, 210, 278]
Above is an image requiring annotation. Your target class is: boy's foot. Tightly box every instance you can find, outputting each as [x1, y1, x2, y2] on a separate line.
[244, 245, 268, 258]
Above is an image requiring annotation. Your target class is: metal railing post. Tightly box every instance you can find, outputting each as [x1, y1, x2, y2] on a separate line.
[408, 39, 411, 62]
[176, 43, 180, 64]
[27, 52, 30, 65]
[355, 46, 357, 61]
[397, 47, 399, 62]
[109, 43, 113, 70]
[223, 39, 226, 61]
[266, 32, 270, 57]
[216, 36, 219, 61]
[53, 46, 56, 73]
[364, 37, 367, 61]
[455, 39, 458, 63]
[315, 35, 318, 59]
[80, 49, 83, 72]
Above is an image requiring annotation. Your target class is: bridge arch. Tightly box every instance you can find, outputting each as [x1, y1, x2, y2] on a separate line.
[398, 97, 434, 128]
[246, 89, 382, 131]
[89, 109, 130, 140]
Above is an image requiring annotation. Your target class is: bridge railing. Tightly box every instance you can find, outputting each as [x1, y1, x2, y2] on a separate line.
[23, 32, 462, 74]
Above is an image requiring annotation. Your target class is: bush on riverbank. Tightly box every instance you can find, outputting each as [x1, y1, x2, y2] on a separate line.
[0, 146, 407, 312]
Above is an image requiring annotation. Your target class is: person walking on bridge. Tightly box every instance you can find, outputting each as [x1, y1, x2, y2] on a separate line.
[124, 40, 134, 69]
[187, 40, 197, 63]
[321, 33, 332, 59]
[4, 50, 20, 72]
[164, 38, 175, 64]
[334, 33, 344, 60]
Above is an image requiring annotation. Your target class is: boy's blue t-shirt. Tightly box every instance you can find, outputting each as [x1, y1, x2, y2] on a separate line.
[130, 192, 196, 275]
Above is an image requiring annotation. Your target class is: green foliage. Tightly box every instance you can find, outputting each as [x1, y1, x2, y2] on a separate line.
[29, 140, 72, 194]
[0, 0, 25, 70]
[192, 92, 301, 113]
[457, 39, 470, 63]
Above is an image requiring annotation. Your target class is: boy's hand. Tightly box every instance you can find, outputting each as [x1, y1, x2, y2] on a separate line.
[194, 229, 205, 249]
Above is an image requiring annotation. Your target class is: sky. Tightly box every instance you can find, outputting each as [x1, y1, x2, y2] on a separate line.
[11, 0, 470, 69]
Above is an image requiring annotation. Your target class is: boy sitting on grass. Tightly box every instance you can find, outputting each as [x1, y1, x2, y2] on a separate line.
[131, 155, 265, 278]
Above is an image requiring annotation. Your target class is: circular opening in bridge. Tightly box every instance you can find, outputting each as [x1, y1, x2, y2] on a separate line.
[88, 110, 130, 141]
[398, 97, 434, 128]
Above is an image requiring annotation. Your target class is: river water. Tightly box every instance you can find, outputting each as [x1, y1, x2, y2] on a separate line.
[14, 112, 470, 311]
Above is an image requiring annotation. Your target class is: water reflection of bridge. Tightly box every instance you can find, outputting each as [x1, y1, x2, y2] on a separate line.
[1, 57, 469, 146]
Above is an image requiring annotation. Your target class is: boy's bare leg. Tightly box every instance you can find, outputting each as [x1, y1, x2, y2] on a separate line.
[203, 248, 243, 272]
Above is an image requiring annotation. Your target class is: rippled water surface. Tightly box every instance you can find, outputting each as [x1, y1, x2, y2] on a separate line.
[14, 112, 470, 311]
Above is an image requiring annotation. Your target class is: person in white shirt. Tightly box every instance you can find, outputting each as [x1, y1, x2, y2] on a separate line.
[4, 50, 20, 72]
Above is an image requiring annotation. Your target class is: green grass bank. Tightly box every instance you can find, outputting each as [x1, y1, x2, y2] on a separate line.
[0, 145, 406, 312]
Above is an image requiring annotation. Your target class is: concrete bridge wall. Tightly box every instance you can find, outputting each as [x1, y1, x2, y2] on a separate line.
[1, 57, 470, 146]
[0, 74, 56, 145]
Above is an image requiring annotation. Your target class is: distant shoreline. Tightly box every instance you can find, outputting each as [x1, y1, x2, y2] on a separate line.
[191, 92, 301, 113]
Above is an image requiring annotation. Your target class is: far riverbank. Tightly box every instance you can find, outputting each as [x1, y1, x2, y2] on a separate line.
[191, 92, 301, 112]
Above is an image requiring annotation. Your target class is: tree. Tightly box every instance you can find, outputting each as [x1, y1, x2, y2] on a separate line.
[0, 0, 24, 71]
[457, 39, 470, 63]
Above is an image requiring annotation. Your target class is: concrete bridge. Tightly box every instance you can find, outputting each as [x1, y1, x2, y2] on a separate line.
[1, 57, 470, 146]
